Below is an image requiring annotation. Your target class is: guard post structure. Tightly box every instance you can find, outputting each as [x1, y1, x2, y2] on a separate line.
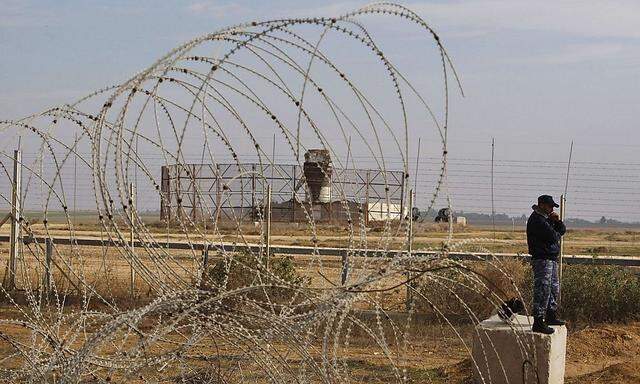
[472, 314, 566, 384]
[159, 151, 405, 226]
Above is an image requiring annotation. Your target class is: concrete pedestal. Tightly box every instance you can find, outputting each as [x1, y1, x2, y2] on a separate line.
[472, 314, 566, 384]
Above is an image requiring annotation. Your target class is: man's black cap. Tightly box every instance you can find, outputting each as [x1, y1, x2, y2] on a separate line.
[538, 195, 559, 208]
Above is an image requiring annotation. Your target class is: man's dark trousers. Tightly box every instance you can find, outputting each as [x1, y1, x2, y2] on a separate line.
[531, 259, 560, 318]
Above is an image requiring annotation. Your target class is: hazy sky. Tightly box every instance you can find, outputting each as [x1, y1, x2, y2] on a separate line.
[1, 1, 639, 221]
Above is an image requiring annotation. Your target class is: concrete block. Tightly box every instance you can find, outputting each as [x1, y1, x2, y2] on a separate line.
[472, 314, 566, 384]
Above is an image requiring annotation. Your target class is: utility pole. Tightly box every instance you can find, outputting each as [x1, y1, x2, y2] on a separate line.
[7, 147, 22, 291]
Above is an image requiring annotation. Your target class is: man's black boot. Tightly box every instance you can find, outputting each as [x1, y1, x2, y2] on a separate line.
[532, 316, 554, 334]
[546, 310, 566, 326]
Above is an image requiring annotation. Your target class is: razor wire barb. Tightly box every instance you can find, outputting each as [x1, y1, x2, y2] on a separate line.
[0, 3, 541, 383]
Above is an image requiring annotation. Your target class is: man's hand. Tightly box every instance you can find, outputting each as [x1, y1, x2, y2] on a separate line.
[549, 212, 560, 222]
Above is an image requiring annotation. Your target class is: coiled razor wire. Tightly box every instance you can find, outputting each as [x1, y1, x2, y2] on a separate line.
[0, 3, 543, 383]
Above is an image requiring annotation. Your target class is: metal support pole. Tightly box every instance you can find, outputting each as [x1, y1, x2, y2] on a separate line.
[192, 164, 198, 221]
[364, 170, 370, 227]
[74, 133, 78, 224]
[176, 167, 183, 221]
[291, 166, 296, 222]
[129, 182, 136, 298]
[341, 138, 352, 284]
[560, 140, 572, 295]
[265, 185, 272, 270]
[328, 172, 333, 222]
[215, 164, 221, 226]
[490, 138, 496, 242]
[240, 165, 245, 223]
[413, 137, 421, 193]
[405, 189, 414, 311]
[7, 149, 21, 291]
[44, 238, 53, 296]
[160, 166, 169, 222]
[251, 164, 256, 221]
[559, 194, 566, 281]
[201, 243, 209, 287]
[341, 250, 350, 286]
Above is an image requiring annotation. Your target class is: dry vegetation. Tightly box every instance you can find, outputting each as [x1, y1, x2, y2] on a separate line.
[0, 220, 638, 382]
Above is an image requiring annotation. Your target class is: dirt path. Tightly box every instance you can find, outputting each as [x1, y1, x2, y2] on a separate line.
[565, 323, 640, 383]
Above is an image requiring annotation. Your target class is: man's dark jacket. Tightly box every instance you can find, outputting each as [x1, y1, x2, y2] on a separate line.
[526, 206, 566, 261]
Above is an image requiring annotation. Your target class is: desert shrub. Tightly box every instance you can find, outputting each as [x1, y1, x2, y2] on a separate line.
[519, 264, 640, 323]
[201, 251, 310, 305]
[416, 260, 640, 324]
[415, 258, 529, 320]
[559, 265, 640, 323]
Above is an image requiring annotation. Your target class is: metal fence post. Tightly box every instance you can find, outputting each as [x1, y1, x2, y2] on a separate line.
[291, 166, 296, 222]
[44, 238, 53, 296]
[251, 164, 256, 221]
[192, 164, 198, 221]
[215, 164, 221, 226]
[341, 250, 350, 286]
[559, 194, 566, 296]
[7, 149, 21, 291]
[265, 185, 272, 270]
[364, 170, 370, 226]
[129, 182, 136, 298]
[405, 189, 414, 311]
[201, 243, 209, 288]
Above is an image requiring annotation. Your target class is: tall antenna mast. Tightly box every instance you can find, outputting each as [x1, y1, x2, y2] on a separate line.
[563, 140, 574, 197]
[413, 137, 422, 197]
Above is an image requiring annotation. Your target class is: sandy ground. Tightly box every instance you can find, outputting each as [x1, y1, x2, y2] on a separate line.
[2, 221, 640, 257]
[0, 300, 638, 383]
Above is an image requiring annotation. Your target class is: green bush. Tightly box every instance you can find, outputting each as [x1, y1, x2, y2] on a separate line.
[558, 265, 640, 323]
[415, 261, 640, 324]
[201, 251, 310, 305]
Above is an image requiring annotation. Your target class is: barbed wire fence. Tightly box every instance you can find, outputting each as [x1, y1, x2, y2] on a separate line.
[4, 153, 640, 222]
[0, 3, 582, 383]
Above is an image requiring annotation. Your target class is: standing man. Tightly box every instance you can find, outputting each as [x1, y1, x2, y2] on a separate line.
[527, 195, 567, 334]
